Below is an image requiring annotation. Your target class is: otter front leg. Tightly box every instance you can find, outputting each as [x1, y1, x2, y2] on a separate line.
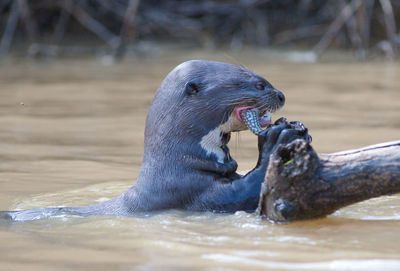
[186, 155, 238, 177]
[196, 123, 310, 213]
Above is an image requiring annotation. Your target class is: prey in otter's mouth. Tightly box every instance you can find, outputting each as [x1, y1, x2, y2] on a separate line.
[234, 106, 272, 135]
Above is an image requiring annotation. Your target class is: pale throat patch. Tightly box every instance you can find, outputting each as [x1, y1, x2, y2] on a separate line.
[199, 114, 245, 163]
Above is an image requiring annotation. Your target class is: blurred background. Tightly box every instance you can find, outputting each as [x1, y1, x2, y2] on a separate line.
[0, 0, 399, 60]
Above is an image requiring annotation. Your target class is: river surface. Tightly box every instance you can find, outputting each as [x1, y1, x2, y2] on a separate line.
[1, 50, 400, 270]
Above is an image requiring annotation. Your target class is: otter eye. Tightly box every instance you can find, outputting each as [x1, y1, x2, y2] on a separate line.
[185, 82, 200, 96]
[255, 81, 266, 90]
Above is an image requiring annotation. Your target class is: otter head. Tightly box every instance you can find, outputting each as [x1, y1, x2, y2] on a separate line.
[144, 60, 285, 163]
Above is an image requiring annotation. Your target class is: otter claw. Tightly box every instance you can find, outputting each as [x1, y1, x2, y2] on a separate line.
[239, 109, 263, 135]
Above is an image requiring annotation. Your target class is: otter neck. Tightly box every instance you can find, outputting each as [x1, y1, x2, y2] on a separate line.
[198, 114, 240, 164]
[200, 129, 232, 163]
[143, 128, 233, 165]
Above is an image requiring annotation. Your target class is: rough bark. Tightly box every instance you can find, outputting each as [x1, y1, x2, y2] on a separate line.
[256, 139, 400, 223]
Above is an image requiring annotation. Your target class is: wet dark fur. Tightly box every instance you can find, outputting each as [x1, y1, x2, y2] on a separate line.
[1, 60, 309, 221]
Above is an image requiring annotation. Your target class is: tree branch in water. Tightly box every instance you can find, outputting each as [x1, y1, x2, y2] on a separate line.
[257, 139, 400, 222]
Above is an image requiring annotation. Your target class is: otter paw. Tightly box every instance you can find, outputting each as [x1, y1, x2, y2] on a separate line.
[258, 121, 312, 157]
[288, 121, 312, 144]
[257, 123, 291, 153]
[273, 117, 289, 125]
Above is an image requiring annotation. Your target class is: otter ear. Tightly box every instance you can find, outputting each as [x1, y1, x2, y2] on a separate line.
[185, 82, 201, 96]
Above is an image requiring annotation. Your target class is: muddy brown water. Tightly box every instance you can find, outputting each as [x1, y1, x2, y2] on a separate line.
[1, 51, 400, 270]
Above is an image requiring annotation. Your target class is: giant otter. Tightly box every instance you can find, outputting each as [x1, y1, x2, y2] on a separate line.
[1, 60, 310, 221]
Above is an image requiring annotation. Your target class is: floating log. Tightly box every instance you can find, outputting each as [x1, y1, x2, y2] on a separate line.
[257, 139, 400, 223]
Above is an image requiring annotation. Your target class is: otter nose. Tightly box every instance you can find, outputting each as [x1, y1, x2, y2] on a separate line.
[275, 90, 285, 106]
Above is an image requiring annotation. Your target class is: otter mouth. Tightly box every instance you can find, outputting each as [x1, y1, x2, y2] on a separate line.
[234, 106, 272, 135]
